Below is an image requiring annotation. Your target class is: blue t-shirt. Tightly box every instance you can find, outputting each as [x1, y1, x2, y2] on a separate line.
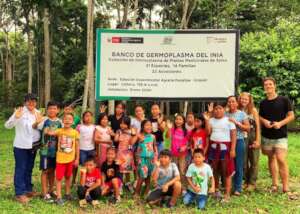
[186, 163, 213, 195]
[226, 110, 247, 140]
[40, 118, 62, 157]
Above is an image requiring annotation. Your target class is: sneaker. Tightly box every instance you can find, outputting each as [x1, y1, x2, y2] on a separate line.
[109, 196, 121, 204]
[125, 183, 135, 194]
[15, 195, 30, 204]
[85, 194, 92, 203]
[56, 198, 64, 205]
[91, 200, 100, 207]
[64, 194, 73, 201]
[49, 191, 57, 199]
[214, 191, 223, 200]
[79, 199, 87, 208]
[43, 193, 54, 203]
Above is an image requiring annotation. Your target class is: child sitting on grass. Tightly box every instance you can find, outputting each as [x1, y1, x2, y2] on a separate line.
[77, 156, 101, 207]
[183, 148, 215, 210]
[146, 149, 181, 208]
[101, 147, 123, 204]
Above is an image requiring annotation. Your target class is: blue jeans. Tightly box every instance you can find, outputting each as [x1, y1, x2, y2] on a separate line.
[156, 141, 164, 154]
[80, 149, 95, 165]
[183, 190, 207, 209]
[234, 139, 245, 193]
[13, 147, 37, 196]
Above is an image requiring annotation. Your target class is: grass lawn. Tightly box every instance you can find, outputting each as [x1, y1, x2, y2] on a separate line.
[0, 123, 300, 214]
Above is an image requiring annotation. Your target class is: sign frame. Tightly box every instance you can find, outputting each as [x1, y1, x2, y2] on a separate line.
[95, 29, 240, 101]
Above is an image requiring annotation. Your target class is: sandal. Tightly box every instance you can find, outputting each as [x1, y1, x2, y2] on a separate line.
[283, 191, 299, 200]
[269, 185, 278, 193]
[233, 191, 241, 196]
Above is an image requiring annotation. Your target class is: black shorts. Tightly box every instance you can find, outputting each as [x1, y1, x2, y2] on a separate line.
[147, 186, 174, 202]
[40, 156, 56, 170]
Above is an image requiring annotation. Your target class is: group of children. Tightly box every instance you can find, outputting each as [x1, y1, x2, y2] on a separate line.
[34, 93, 258, 209]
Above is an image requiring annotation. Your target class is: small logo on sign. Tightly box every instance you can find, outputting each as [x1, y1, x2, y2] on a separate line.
[162, 36, 173, 45]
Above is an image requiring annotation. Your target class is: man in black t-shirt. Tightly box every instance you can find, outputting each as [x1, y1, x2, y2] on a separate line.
[259, 77, 294, 194]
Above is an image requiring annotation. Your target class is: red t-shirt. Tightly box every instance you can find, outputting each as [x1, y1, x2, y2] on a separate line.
[191, 128, 207, 150]
[85, 168, 101, 187]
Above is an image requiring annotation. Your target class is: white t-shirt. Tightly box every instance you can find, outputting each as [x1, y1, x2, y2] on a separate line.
[209, 117, 236, 142]
[76, 124, 95, 151]
[131, 117, 143, 133]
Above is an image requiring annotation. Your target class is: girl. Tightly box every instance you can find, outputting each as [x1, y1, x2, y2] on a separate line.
[134, 120, 158, 198]
[131, 105, 145, 133]
[115, 116, 135, 193]
[77, 111, 96, 165]
[167, 114, 190, 191]
[150, 103, 166, 153]
[205, 103, 236, 202]
[190, 114, 208, 155]
[94, 113, 114, 168]
[226, 96, 250, 196]
[73, 111, 95, 185]
[238, 92, 261, 191]
[131, 105, 146, 183]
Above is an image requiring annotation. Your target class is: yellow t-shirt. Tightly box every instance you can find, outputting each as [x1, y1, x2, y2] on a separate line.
[56, 128, 79, 164]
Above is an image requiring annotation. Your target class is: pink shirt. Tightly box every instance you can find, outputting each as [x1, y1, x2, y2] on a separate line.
[170, 128, 190, 157]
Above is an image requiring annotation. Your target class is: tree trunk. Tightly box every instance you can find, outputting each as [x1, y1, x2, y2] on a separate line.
[5, 32, 12, 87]
[132, 0, 138, 29]
[88, 0, 95, 114]
[44, 7, 51, 106]
[82, 0, 95, 114]
[186, 0, 196, 27]
[27, 30, 33, 93]
[180, 0, 189, 29]
[116, 0, 121, 24]
[121, 0, 130, 28]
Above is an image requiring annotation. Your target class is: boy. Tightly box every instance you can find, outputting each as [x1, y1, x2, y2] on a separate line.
[183, 148, 215, 210]
[47, 113, 80, 205]
[78, 157, 101, 207]
[101, 147, 122, 204]
[204, 103, 236, 202]
[146, 149, 181, 208]
[37, 101, 62, 202]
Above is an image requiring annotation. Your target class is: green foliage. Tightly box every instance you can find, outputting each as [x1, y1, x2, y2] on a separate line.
[240, 18, 300, 118]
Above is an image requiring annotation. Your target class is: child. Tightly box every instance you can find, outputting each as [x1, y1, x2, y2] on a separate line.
[47, 113, 80, 205]
[94, 113, 114, 167]
[38, 101, 62, 202]
[205, 103, 236, 202]
[101, 147, 123, 204]
[167, 114, 190, 191]
[150, 103, 166, 153]
[63, 103, 81, 129]
[77, 157, 101, 207]
[147, 149, 181, 208]
[77, 111, 96, 165]
[134, 119, 158, 198]
[190, 114, 208, 154]
[226, 96, 250, 196]
[185, 112, 195, 131]
[115, 116, 135, 193]
[183, 148, 215, 210]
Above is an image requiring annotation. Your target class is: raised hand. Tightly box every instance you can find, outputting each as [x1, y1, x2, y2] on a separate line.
[157, 114, 164, 124]
[166, 120, 173, 129]
[99, 104, 107, 113]
[14, 107, 24, 119]
[203, 112, 210, 121]
[35, 112, 46, 124]
[207, 102, 214, 113]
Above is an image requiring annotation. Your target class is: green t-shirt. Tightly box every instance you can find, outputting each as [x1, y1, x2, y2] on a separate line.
[72, 115, 81, 129]
[186, 163, 213, 195]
